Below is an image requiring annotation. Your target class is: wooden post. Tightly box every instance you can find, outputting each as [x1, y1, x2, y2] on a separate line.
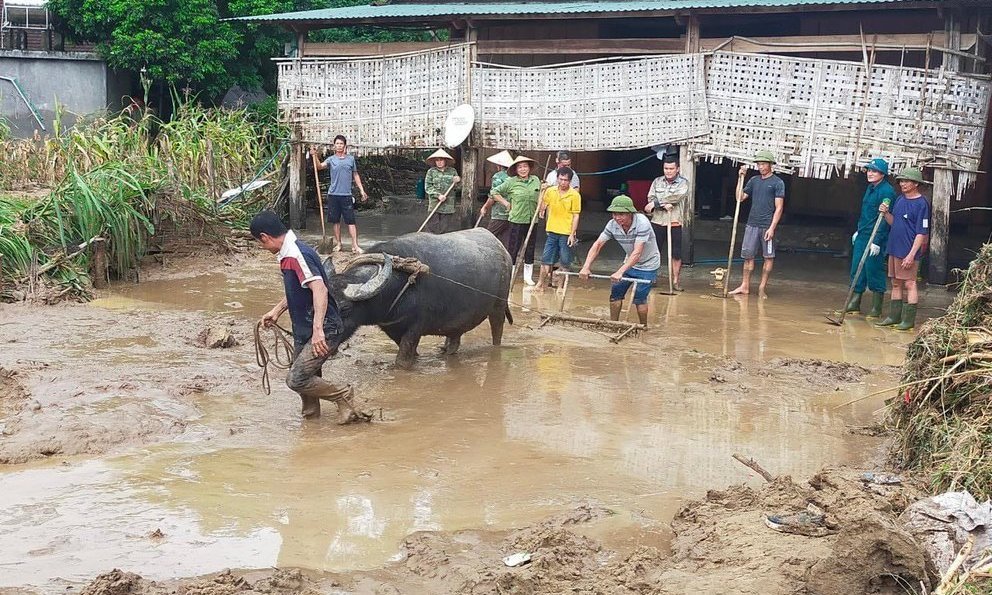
[460, 24, 479, 226]
[90, 238, 108, 289]
[679, 16, 700, 265]
[289, 124, 305, 230]
[679, 148, 696, 265]
[928, 11, 962, 285]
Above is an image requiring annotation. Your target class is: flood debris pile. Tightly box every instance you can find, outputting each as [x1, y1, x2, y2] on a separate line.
[0, 102, 282, 302]
[892, 242, 992, 500]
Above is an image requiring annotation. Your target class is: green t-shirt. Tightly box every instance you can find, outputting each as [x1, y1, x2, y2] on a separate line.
[493, 175, 541, 224]
[488, 170, 510, 220]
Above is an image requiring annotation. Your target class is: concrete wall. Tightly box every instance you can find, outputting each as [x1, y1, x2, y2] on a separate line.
[0, 50, 133, 136]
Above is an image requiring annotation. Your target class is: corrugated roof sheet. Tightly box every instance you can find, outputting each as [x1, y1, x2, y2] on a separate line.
[231, 0, 927, 23]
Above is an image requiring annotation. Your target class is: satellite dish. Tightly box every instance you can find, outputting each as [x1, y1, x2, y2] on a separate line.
[444, 104, 475, 148]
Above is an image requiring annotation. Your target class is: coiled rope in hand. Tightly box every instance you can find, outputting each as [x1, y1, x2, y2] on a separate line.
[254, 320, 295, 395]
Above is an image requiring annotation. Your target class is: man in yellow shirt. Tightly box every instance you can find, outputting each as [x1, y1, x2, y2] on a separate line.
[536, 167, 581, 290]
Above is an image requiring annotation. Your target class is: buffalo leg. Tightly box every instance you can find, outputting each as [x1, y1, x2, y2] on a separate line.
[397, 333, 421, 369]
[443, 335, 461, 355]
[489, 307, 506, 346]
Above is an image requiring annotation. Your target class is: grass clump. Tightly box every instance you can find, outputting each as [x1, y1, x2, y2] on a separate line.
[891, 242, 992, 499]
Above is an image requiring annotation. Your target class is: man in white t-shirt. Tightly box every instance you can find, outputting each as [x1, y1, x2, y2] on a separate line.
[545, 150, 580, 190]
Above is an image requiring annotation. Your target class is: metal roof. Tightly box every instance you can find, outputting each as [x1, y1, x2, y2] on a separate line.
[231, 0, 932, 24]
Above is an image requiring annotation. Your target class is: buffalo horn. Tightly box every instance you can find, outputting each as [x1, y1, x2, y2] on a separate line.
[342, 253, 393, 301]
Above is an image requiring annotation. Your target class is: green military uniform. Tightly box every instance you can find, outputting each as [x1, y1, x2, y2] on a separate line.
[425, 166, 459, 215]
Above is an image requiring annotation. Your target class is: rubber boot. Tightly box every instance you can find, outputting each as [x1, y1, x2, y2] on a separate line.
[866, 292, 885, 318]
[895, 303, 918, 332]
[523, 263, 536, 286]
[875, 299, 903, 327]
[844, 292, 863, 313]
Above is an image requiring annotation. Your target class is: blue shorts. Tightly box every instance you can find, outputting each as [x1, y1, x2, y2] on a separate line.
[542, 232, 573, 267]
[609, 267, 658, 305]
[325, 194, 356, 225]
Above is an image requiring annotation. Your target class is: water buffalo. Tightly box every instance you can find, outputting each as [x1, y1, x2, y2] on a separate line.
[327, 228, 513, 368]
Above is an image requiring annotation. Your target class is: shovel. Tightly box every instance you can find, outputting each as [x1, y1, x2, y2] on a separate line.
[311, 150, 335, 253]
[825, 209, 886, 326]
[714, 178, 745, 298]
[418, 180, 457, 233]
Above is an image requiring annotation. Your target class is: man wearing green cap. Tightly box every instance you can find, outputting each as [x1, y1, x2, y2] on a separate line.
[845, 158, 896, 317]
[876, 167, 930, 331]
[578, 195, 660, 325]
[729, 150, 785, 298]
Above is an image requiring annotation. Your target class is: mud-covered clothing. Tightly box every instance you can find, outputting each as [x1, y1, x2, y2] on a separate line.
[743, 174, 786, 228]
[425, 166, 459, 215]
[493, 175, 541, 225]
[286, 335, 352, 417]
[851, 180, 896, 293]
[488, 170, 510, 221]
[277, 230, 343, 350]
[546, 168, 580, 189]
[886, 194, 930, 261]
[647, 175, 689, 228]
[543, 186, 581, 236]
[599, 213, 660, 272]
[322, 154, 358, 196]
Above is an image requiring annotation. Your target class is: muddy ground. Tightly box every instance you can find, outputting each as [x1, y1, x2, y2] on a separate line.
[0, 238, 949, 594]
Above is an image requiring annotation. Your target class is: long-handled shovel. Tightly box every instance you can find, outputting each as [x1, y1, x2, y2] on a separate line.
[311, 151, 334, 253]
[715, 168, 747, 298]
[473, 211, 485, 228]
[654, 219, 676, 296]
[825, 210, 886, 326]
[417, 180, 457, 233]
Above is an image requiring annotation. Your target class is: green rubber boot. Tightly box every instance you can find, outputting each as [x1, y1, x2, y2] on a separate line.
[895, 303, 918, 331]
[844, 292, 863, 314]
[865, 292, 885, 318]
[875, 299, 903, 327]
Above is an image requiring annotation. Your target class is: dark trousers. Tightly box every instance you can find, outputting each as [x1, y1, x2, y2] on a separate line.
[507, 222, 537, 265]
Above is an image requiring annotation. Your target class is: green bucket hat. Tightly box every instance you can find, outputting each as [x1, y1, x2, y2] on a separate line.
[895, 167, 929, 184]
[754, 150, 776, 164]
[607, 195, 637, 213]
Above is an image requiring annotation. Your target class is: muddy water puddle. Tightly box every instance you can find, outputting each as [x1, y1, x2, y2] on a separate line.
[0, 252, 934, 590]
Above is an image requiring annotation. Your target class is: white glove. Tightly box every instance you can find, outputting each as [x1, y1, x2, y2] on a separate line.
[869, 243, 880, 257]
[851, 232, 858, 245]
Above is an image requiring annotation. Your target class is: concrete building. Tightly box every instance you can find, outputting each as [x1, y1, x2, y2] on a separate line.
[0, 0, 132, 136]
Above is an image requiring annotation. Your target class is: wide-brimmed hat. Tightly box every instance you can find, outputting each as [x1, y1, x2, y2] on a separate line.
[895, 166, 930, 184]
[508, 155, 535, 175]
[865, 158, 889, 175]
[607, 195, 637, 213]
[754, 150, 776, 164]
[486, 150, 515, 168]
[426, 148, 454, 163]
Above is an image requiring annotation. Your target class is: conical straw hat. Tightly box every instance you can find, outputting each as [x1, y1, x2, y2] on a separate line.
[486, 150, 515, 168]
[426, 148, 454, 163]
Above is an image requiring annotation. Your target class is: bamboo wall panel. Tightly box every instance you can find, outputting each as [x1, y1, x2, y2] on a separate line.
[277, 47, 990, 191]
[470, 54, 709, 151]
[693, 52, 990, 193]
[276, 44, 470, 148]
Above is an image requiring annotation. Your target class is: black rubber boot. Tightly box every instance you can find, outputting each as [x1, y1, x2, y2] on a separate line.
[895, 303, 918, 331]
[875, 299, 903, 327]
[844, 292, 863, 314]
[866, 292, 885, 318]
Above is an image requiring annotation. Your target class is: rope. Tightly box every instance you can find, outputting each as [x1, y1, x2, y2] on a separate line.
[574, 153, 658, 177]
[254, 320, 295, 395]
